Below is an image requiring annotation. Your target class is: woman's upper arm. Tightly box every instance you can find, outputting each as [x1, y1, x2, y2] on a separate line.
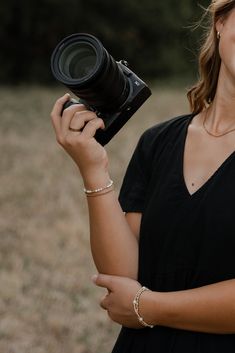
[125, 212, 142, 241]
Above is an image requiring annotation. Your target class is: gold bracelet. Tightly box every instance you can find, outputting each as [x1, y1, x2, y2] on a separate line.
[133, 286, 154, 328]
[85, 187, 114, 197]
[84, 179, 114, 195]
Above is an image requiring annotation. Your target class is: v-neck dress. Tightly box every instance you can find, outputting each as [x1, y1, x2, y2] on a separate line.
[112, 114, 235, 353]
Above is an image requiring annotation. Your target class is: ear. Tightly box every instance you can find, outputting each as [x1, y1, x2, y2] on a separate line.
[215, 11, 231, 34]
[215, 18, 224, 34]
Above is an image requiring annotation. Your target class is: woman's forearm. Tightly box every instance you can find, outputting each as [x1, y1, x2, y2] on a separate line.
[145, 278, 235, 334]
[85, 174, 139, 279]
[50, 96, 139, 277]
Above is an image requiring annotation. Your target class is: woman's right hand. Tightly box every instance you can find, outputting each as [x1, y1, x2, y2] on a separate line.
[50, 93, 110, 187]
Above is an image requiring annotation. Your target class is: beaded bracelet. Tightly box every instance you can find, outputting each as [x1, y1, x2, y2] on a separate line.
[84, 179, 114, 196]
[133, 286, 154, 328]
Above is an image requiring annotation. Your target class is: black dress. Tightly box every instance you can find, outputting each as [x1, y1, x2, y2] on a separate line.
[112, 114, 235, 353]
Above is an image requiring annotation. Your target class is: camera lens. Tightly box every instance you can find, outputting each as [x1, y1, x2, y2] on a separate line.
[59, 43, 97, 80]
[51, 33, 130, 112]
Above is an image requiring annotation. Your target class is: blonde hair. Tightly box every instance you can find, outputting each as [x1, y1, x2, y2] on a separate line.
[187, 0, 235, 114]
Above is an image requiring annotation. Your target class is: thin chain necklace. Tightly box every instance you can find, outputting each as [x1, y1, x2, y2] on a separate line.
[203, 112, 235, 138]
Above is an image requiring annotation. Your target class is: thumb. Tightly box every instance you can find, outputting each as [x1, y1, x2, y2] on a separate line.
[91, 273, 114, 291]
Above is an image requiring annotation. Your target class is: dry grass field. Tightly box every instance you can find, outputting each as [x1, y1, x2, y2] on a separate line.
[0, 85, 189, 353]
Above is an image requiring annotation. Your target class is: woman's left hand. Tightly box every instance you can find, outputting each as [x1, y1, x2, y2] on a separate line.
[92, 274, 150, 329]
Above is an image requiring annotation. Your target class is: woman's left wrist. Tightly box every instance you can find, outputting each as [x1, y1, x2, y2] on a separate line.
[139, 290, 164, 327]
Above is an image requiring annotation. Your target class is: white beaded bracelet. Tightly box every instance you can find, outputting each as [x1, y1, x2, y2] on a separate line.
[133, 286, 154, 328]
[84, 179, 114, 195]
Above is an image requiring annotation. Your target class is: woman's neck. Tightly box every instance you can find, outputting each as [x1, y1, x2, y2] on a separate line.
[206, 63, 235, 133]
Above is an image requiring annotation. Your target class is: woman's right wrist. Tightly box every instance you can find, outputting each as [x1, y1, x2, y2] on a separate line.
[84, 179, 114, 197]
[82, 170, 112, 191]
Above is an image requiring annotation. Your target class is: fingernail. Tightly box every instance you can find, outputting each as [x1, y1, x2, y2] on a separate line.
[91, 274, 98, 283]
[65, 93, 70, 98]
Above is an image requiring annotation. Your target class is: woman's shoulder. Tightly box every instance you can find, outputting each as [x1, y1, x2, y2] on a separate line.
[142, 113, 192, 141]
[137, 113, 193, 153]
[129, 113, 193, 170]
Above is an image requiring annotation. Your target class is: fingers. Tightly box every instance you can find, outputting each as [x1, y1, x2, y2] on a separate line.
[100, 292, 110, 310]
[92, 274, 112, 311]
[68, 110, 98, 133]
[81, 117, 105, 138]
[51, 94, 105, 147]
[50, 93, 70, 135]
[61, 104, 90, 134]
[64, 108, 104, 140]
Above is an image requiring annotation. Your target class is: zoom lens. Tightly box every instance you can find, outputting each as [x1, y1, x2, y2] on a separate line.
[51, 33, 130, 112]
[58, 43, 97, 80]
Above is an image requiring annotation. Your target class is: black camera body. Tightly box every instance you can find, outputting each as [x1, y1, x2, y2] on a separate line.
[63, 60, 151, 145]
[51, 33, 151, 145]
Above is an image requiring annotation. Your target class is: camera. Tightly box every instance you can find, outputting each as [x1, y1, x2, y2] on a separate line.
[51, 33, 151, 145]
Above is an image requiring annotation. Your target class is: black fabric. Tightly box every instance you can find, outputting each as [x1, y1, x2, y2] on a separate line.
[113, 114, 235, 353]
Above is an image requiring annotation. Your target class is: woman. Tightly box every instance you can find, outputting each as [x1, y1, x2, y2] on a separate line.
[50, 0, 235, 352]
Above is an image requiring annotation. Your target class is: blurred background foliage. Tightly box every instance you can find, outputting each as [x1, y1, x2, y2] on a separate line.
[1, 0, 210, 84]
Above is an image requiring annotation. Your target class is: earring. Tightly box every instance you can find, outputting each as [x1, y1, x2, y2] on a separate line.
[217, 31, 221, 40]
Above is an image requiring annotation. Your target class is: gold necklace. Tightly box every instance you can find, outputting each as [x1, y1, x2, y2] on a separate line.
[203, 112, 235, 138]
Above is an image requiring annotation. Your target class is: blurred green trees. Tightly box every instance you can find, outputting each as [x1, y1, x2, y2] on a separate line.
[1, 0, 210, 83]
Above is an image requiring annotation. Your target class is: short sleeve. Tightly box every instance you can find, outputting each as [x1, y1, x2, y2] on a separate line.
[118, 115, 191, 212]
[118, 130, 152, 213]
